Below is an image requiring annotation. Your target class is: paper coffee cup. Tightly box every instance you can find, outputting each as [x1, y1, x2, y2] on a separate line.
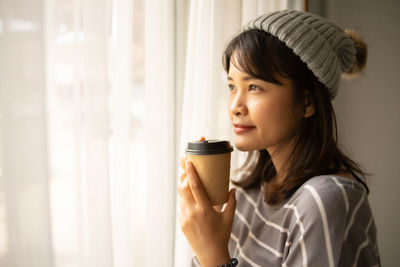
[185, 140, 233, 205]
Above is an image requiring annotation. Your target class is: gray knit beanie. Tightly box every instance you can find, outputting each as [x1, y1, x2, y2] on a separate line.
[244, 10, 361, 98]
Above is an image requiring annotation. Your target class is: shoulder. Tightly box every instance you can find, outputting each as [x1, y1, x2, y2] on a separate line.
[292, 175, 366, 208]
[282, 176, 379, 266]
[286, 175, 368, 225]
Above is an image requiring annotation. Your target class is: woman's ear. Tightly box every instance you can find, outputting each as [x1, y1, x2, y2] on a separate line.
[304, 91, 315, 118]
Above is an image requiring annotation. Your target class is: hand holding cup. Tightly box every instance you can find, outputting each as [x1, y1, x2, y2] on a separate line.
[177, 138, 236, 266]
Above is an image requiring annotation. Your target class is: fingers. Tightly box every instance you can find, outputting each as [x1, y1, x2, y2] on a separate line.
[177, 177, 195, 205]
[180, 136, 204, 170]
[180, 171, 186, 182]
[180, 156, 186, 171]
[186, 160, 212, 207]
[222, 189, 237, 222]
[180, 136, 204, 175]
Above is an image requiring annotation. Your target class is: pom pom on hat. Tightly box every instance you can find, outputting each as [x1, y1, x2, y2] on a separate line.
[342, 29, 368, 78]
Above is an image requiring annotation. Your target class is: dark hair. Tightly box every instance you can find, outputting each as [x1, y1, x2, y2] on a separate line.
[223, 29, 368, 205]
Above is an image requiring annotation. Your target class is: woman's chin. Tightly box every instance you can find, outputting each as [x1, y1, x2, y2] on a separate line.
[234, 138, 260, 151]
[234, 145, 249, 152]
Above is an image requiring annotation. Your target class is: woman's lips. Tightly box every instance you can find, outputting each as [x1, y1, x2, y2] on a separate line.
[233, 124, 256, 134]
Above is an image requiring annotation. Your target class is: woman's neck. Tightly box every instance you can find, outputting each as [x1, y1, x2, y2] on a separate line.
[266, 138, 296, 183]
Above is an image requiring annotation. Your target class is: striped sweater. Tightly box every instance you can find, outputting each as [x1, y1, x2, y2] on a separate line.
[192, 175, 380, 266]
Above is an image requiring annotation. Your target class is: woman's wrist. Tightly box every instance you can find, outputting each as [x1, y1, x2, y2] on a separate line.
[197, 249, 231, 267]
[217, 258, 238, 267]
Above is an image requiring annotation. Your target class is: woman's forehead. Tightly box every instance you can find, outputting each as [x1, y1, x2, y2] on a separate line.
[228, 56, 291, 87]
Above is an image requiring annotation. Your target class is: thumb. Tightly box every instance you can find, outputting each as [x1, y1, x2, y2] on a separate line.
[223, 188, 237, 221]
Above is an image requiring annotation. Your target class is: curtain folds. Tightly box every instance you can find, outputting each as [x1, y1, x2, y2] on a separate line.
[144, 0, 176, 266]
[0, 0, 53, 266]
[0, 0, 176, 266]
[0, 0, 300, 267]
[174, 1, 296, 266]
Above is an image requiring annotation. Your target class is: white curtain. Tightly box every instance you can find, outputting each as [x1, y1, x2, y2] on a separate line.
[0, 0, 175, 266]
[0, 0, 303, 267]
[174, 1, 303, 266]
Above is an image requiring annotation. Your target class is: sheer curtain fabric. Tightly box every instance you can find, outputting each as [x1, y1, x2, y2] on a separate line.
[0, 0, 300, 267]
[0, 0, 175, 266]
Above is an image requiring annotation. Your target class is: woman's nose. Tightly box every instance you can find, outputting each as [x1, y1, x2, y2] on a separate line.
[229, 93, 247, 117]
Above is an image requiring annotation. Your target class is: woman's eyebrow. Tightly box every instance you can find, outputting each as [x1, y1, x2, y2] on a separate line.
[227, 75, 258, 81]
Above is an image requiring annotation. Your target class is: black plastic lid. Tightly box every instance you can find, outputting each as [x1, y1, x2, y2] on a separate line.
[185, 140, 233, 155]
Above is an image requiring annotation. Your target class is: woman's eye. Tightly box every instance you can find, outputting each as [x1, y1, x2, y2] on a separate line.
[228, 84, 235, 91]
[249, 84, 262, 91]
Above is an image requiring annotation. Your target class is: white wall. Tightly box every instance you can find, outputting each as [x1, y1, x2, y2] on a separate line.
[324, 1, 400, 266]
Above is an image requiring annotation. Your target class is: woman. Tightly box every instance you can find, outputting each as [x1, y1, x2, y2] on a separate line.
[177, 10, 380, 267]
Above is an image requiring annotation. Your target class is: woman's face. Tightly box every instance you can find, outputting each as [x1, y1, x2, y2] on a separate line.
[228, 61, 300, 152]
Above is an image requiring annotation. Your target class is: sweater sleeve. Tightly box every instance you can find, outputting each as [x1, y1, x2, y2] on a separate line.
[282, 177, 369, 267]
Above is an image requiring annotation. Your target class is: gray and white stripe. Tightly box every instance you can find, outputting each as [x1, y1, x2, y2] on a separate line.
[223, 175, 380, 267]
